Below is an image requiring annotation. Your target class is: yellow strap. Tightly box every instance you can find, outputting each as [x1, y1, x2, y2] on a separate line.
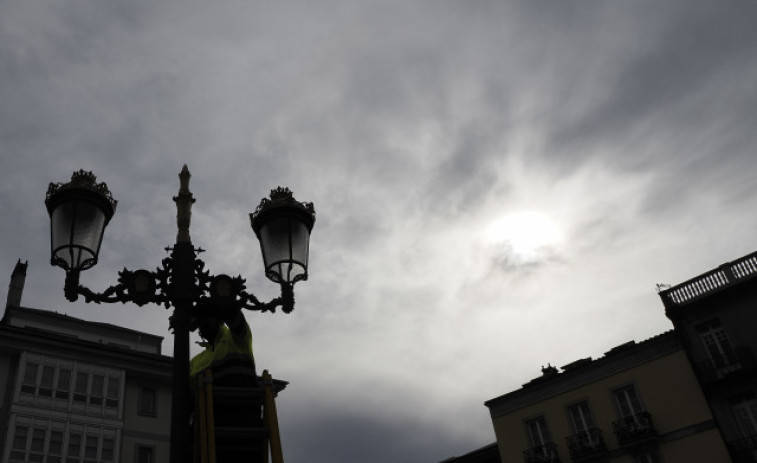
[263, 370, 284, 463]
[197, 372, 209, 463]
[205, 370, 216, 463]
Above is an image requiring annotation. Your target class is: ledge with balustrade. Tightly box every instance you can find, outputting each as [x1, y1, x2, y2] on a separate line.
[659, 251, 757, 310]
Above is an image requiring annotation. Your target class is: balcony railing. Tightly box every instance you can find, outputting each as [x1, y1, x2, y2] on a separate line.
[696, 348, 756, 383]
[524, 443, 561, 463]
[612, 412, 657, 446]
[659, 251, 757, 308]
[728, 435, 757, 463]
[566, 428, 607, 461]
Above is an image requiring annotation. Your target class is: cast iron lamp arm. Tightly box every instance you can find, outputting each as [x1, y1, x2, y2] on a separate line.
[62, 262, 172, 308]
[239, 281, 295, 313]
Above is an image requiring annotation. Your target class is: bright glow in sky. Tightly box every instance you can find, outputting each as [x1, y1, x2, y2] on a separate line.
[486, 211, 563, 262]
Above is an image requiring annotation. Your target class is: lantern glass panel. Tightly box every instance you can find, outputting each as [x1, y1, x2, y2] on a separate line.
[50, 199, 107, 271]
[258, 216, 310, 283]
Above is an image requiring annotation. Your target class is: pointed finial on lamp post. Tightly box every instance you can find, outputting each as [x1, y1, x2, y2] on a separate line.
[174, 165, 196, 244]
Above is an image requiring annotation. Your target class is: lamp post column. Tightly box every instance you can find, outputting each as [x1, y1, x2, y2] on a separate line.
[170, 166, 196, 463]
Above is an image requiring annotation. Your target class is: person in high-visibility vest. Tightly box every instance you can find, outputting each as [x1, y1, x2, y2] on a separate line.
[190, 308, 258, 388]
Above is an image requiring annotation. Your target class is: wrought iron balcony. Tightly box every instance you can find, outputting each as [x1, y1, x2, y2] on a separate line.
[524, 442, 561, 463]
[728, 435, 757, 463]
[696, 348, 755, 383]
[566, 428, 607, 461]
[612, 412, 657, 446]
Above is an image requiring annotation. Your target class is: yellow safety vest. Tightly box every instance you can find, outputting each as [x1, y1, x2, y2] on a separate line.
[189, 324, 254, 382]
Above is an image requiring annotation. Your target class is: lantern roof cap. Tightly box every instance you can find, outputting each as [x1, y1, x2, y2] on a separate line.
[251, 187, 315, 228]
[45, 170, 118, 212]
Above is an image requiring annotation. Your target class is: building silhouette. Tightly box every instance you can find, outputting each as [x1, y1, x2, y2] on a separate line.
[444, 250, 757, 463]
[0, 261, 172, 463]
[659, 251, 757, 462]
[484, 331, 729, 462]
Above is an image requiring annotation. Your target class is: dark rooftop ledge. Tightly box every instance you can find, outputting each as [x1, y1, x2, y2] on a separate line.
[659, 251, 757, 309]
[485, 331, 676, 417]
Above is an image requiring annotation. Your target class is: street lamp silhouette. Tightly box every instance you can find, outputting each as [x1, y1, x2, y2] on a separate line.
[44, 167, 315, 463]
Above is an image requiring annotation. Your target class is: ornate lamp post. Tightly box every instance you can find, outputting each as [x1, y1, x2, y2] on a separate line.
[44, 166, 315, 463]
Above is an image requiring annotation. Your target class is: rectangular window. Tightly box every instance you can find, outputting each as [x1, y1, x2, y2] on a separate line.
[106, 377, 120, 408]
[22, 362, 38, 394]
[29, 428, 46, 462]
[30, 428, 45, 452]
[13, 425, 28, 450]
[39, 365, 55, 397]
[11, 425, 28, 461]
[84, 434, 99, 461]
[56, 368, 72, 400]
[49, 430, 64, 463]
[74, 372, 88, 403]
[614, 385, 644, 418]
[90, 374, 104, 405]
[102, 437, 115, 462]
[732, 393, 757, 438]
[67, 432, 82, 461]
[527, 416, 551, 447]
[137, 445, 154, 463]
[568, 401, 595, 433]
[697, 319, 740, 375]
[138, 387, 156, 416]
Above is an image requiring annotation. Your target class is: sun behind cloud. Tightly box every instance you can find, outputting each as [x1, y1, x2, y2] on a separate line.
[486, 211, 564, 263]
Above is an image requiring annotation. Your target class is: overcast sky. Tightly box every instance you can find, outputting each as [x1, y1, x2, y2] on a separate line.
[2, 1, 757, 461]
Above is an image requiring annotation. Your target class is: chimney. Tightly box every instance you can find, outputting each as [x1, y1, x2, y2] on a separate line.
[6, 260, 28, 308]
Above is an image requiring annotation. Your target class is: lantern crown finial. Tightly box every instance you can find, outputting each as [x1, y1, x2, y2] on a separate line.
[253, 186, 315, 220]
[46, 170, 118, 211]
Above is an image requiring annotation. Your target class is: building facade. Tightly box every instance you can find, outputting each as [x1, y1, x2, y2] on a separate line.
[484, 331, 730, 463]
[0, 262, 172, 463]
[659, 251, 757, 462]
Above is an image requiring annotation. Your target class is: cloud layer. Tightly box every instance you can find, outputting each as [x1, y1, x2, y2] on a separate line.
[2, 1, 757, 461]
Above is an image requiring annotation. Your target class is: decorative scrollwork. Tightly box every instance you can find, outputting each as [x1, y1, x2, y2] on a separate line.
[72, 267, 168, 307]
[67, 249, 294, 315]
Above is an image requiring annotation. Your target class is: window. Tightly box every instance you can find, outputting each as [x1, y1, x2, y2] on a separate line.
[568, 402, 595, 433]
[106, 377, 119, 408]
[732, 393, 757, 438]
[74, 372, 88, 403]
[67, 432, 82, 462]
[84, 434, 99, 462]
[89, 375, 104, 406]
[527, 416, 551, 447]
[29, 428, 46, 463]
[525, 416, 558, 461]
[138, 387, 156, 417]
[56, 368, 72, 400]
[48, 430, 64, 463]
[9, 424, 110, 463]
[137, 445, 154, 463]
[22, 362, 38, 394]
[614, 385, 644, 418]
[11, 425, 28, 462]
[39, 366, 55, 397]
[697, 319, 739, 375]
[102, 437, 115, 462]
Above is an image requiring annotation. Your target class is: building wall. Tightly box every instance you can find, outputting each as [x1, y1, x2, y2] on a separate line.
[0, 306, 172, 463]
[490, 343, 730, 463]
[661, 258, 757, 460]
[121, 377, 171, 463]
